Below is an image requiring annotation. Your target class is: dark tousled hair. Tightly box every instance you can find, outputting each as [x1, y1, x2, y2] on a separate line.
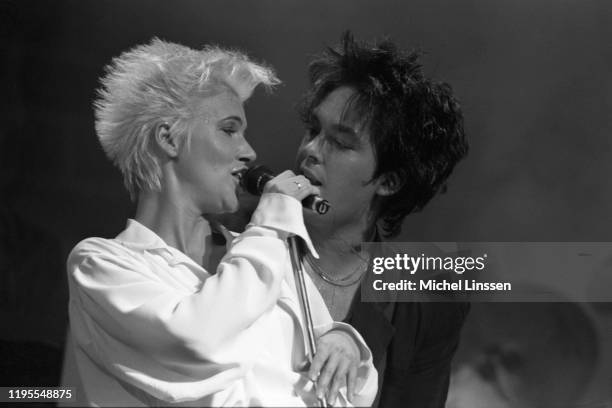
[299, 32, 468, 238]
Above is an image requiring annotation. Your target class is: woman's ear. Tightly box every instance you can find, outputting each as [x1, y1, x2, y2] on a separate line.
[154, 122, 180, 158]
[376, 172, 404, 197]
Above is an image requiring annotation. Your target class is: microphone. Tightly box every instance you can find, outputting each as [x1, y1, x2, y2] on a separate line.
[241, 165, 330, 215]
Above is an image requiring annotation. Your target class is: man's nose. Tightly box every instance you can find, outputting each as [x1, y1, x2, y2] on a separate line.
[299, 133, 324, 165]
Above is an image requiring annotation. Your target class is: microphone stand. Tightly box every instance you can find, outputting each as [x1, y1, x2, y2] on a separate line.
[287, 236, 329, 408]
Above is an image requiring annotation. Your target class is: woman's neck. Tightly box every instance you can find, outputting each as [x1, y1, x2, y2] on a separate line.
[134, 190, 212, 264]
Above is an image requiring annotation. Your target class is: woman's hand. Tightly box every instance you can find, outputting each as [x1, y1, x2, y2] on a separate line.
[262, 170, 320, 202]
[309, 330, 361, 405]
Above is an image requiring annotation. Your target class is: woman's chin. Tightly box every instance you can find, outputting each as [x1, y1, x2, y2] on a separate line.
[221, 199, 240, 214]
[200, 199, 238, 215]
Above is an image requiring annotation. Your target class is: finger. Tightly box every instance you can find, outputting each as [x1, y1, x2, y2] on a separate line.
[274, 170, 296, 180]
[292, 176, 321, 201]
[346, 363, 358, 402]
[316, 353, 340, 401]
[308, 345, 331, 381]
[263, 174, 314, 198]
[328, 358, 350, 405]
[298, 177, 321, 197]
[354, 375, 366, 399]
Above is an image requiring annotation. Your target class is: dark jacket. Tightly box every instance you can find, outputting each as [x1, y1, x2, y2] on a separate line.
[211, 224, 468, 407]
[347, 296, 469, 408]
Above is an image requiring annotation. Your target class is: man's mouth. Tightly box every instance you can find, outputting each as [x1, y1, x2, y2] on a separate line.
[299, 167, 323, 187]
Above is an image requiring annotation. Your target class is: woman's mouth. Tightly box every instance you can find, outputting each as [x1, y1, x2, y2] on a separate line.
[231, 168, 246, 180]
[231, 168, 247, 186]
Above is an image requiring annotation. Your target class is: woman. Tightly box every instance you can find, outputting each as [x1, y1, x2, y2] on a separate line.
[64, 38, 377, 407]
[295, 33, 470, 408]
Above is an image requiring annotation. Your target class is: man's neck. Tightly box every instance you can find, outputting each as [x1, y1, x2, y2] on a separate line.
[306, 216, 374, 275]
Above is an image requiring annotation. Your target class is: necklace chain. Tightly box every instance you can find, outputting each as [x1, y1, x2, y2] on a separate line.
[305, 252, 369, 287]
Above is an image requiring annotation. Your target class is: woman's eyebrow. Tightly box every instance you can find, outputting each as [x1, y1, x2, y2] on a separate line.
[219, 116, 246, 127]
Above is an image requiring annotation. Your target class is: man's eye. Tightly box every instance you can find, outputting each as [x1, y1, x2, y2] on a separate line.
[301, 115, 321, 136]
[329, 136, 352, 150]
[305, 127, 316, 137]
[222, 128, 237, 136]
[305, 123, 321, 138]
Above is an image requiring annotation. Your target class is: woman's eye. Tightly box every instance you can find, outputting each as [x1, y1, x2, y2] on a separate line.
[222, 128, 237, 136]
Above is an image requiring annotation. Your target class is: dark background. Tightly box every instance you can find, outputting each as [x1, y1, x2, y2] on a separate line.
[2, 0, 611, 404]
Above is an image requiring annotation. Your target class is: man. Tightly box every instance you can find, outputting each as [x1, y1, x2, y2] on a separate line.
[295, 32, 470, 407]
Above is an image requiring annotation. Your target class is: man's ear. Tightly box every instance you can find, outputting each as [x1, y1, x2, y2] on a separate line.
[376, 172, 404, 197]
[154, 122, 180, 158]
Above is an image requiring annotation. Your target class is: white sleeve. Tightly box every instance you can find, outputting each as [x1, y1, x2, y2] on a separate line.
[68, 192, 311, 403]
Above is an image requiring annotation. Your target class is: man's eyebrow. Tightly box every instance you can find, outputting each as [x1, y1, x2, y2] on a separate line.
[331, 123, 358, 136]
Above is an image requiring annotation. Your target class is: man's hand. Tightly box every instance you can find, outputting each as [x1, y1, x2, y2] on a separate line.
[309, 330, 361, 405]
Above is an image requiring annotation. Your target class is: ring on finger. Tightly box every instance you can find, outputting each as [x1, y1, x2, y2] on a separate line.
[294, 181, 303, 189]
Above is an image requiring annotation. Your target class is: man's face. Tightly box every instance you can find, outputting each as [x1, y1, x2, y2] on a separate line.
[296, 86, 384, 232]
[174, 91, 256, 215]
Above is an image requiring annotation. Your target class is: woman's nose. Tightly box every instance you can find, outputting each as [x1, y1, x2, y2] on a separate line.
[238, 138, 257, 163]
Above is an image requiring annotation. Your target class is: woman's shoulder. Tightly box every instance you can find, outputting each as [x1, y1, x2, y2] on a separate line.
[67, 236, 136, 268]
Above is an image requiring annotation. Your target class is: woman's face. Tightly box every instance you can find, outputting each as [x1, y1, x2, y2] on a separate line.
[295, 86, 384, 233]
[174, 90, 256, 214]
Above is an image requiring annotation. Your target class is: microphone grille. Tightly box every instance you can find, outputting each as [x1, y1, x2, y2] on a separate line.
[242, 165, 274, 195]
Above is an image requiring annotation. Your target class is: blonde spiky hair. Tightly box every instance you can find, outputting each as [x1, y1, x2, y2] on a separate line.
[94, 38, 279, 200]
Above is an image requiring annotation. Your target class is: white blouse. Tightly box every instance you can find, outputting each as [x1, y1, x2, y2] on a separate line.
[63, 193, 377, 407]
